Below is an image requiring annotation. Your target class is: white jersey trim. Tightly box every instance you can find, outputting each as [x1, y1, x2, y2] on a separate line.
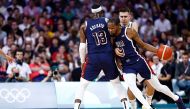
[124, 27, 153, 76]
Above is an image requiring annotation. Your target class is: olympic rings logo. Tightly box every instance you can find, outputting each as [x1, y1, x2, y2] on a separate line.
[0, 88, 31, 103]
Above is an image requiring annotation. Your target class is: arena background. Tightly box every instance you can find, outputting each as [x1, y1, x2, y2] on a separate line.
[0, 0, 189, 108]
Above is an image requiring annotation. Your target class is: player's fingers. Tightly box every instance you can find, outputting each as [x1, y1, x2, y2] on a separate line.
[115, 48, 124, 57]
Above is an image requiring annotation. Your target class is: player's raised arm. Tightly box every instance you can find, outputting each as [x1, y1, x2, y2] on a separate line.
[127, 28, 158, 53]
[79, 24, 87, 68]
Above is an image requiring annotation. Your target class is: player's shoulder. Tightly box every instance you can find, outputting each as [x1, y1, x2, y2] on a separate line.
[79, 24, 86, 32]
[126, 26, 136, 37]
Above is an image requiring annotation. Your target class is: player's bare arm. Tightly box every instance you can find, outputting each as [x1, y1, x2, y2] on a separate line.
[127, 28, 158, 53]
[79, 24, 87, 69]
[79, 24, 86, 43]
[115, 57, 122, 70]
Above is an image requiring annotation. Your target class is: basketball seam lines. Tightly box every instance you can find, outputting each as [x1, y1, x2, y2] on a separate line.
[161, 45, 167, 60]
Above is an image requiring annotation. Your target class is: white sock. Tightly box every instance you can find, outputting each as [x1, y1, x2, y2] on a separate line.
[129, 99, 137, 109]
[123, 74, 151, 109]
[146, 95, 153, 105]
[74, 102, 80, 109]
[148, 75, 179, 101]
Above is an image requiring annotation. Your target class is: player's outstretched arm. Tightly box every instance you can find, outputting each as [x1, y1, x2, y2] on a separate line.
[127, 28, 158, 53]
[79, 24, 87, 69]
[0, 49, 14, 63]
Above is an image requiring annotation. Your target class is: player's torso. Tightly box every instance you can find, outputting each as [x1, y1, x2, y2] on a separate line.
[115, 27, 140, 65]
[85, 17, 113, 54]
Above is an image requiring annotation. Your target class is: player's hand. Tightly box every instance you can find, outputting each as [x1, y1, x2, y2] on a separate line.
[6, 55, 14, 63]
[115, 48, 125, 57]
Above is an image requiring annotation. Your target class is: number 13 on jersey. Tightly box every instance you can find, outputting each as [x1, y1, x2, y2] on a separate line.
[92, 30, 107, 46]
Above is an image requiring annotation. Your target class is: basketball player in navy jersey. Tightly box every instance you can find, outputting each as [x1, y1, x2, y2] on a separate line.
[119, 8, 155, 109]
[74, 4, 129, 109]
[107, 19, 186, 109]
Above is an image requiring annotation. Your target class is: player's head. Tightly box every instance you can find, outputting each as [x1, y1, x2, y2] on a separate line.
[108, 18, 120, 36]
[91, 4, 103, 18]
[119, 7, 132, 26]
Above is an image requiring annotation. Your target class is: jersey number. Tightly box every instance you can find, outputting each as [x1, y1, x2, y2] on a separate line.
[92, 31, 107, 46]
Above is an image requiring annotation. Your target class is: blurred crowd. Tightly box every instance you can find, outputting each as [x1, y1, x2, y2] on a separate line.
[0, 0, 189, 103]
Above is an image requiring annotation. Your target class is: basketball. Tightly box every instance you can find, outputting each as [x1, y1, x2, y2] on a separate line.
[157, 45, 173, 60]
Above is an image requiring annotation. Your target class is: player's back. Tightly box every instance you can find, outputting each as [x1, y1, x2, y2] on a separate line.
[85, 17, 113, 54]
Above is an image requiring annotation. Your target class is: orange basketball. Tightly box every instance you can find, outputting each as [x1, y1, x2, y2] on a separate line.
[157, 45, 173, 60]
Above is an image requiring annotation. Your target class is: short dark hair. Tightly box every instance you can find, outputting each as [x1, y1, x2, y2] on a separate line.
[108, 18, 120, 26]
[182, 52, 189, 56]
[15, 49, 24, 56]
[119, 7, 131, 13]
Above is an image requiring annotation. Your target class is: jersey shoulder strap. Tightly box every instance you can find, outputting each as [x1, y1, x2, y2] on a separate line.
[126, 21, 133, 29]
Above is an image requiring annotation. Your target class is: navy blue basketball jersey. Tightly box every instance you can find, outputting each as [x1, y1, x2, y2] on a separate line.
[115, 27, 141, 65]
[126, 21, 139, 52]
[85, 17, 113, 54]
[115, 27, 153, 79]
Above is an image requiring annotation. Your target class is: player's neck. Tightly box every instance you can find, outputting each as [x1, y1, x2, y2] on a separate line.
[116, 26, 122, 36]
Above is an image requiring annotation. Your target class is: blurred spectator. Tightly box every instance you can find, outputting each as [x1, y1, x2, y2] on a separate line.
[13, 7, 22, 23]
[55, 23, 70, 44]
[154, 13, 171, 37]
[34, 36, 46, 53]
[0, 1, 7, 15]
[23, 0, 40, 18]
[8, 0, 23, 14]
[24, 43, 34, 64]
[173, 52, 190, 96]
[151, 55, 163, 77]
[2, 16, 14, 34]
[29, 53, 50, 82]
[51, 45, 70, 80]
[174, 4, 188, 33]
[19, 16, 31, 31]
[41, 70, 62, 82]
[2, 35, 14, 54]
[0, 59, 7, 82]
[186, 36, 190, 52]
[62, 6, 75, 21]
[0, 13, 7, 45]
[140, 19, 156, 42]
[6, 49, 31, 82]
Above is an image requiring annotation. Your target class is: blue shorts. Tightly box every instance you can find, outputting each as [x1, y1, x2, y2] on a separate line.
[122, 57, 154, 80]
[82, 52, 119, 81]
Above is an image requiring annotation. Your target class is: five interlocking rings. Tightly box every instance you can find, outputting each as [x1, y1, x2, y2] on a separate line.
[0, 88, 31, 103]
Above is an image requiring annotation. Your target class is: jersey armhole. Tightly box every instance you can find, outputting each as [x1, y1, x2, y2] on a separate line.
[105, 18, 109, 23]
[85, 21, 87, 27]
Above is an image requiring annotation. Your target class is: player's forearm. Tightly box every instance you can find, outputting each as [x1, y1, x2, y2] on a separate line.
[142, 43, 158, 53]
